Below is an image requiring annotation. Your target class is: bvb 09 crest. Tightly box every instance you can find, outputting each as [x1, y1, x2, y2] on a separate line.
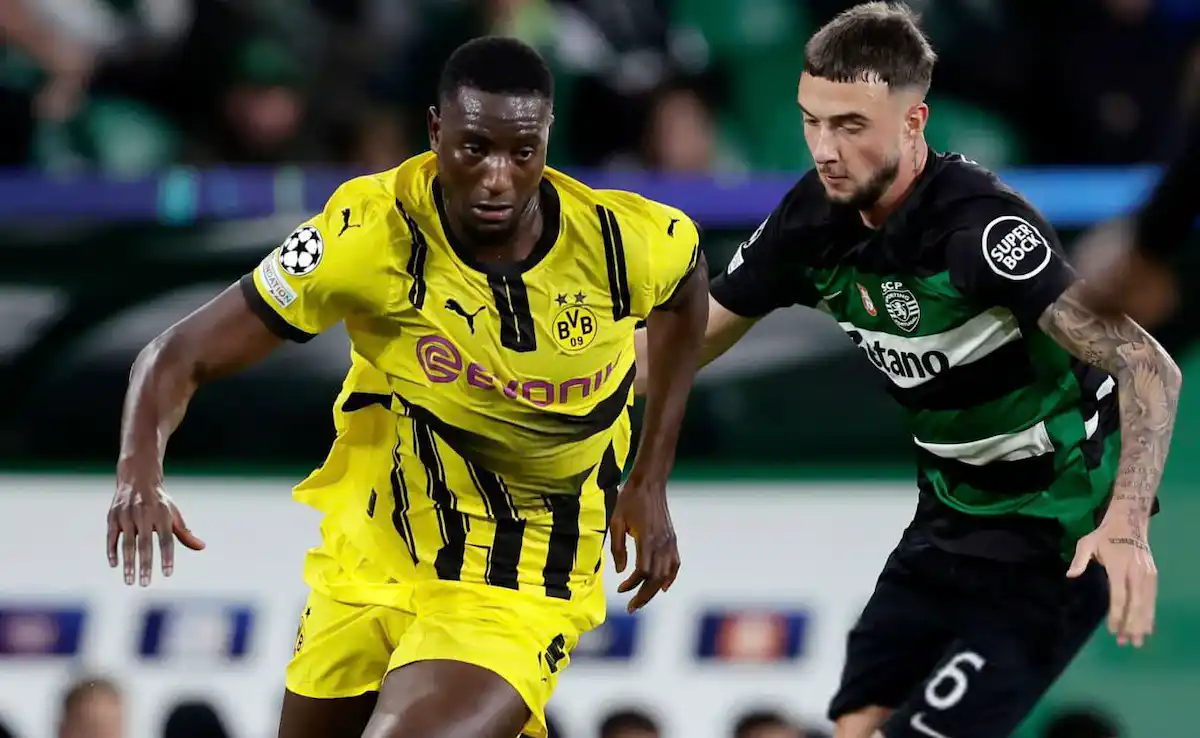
[553, 293, 599, 352]
[882, 280, 921, 332]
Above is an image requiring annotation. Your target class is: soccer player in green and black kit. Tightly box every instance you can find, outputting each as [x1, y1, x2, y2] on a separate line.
[634, 4, 1181, 738]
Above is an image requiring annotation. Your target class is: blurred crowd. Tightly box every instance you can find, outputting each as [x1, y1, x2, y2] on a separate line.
[0, 675, 1132, 738]
[2, 0, 1199, 177]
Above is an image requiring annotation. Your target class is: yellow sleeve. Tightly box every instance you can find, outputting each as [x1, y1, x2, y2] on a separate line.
[646, 204, 702, 310]
[239, 178, 396, 342]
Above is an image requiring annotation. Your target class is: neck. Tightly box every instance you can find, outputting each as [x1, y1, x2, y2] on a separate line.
[860, 139, 929, 229]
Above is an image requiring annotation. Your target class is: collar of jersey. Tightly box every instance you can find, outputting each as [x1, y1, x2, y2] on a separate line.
[431, 176, 563, 277]
[876, 148, 945, 237]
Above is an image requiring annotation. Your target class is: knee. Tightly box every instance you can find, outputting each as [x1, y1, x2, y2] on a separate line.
[834, 706, 892, 738]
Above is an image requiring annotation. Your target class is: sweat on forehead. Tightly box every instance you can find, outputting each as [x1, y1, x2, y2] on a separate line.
[441, 89, 552, 124]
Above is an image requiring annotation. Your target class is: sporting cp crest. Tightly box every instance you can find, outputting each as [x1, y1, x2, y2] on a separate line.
[882, 281, 921, 332]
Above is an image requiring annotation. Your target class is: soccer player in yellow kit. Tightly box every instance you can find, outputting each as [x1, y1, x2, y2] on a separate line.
[106, 38, 709, 738]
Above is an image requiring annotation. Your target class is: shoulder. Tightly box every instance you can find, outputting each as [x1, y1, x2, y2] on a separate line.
[925, 154, 1051, 232]
[592, 188, 698, 245]
[924, 155, 1061, 277]
[926, 153, 1060, 262]
[278, 169, 417, 293]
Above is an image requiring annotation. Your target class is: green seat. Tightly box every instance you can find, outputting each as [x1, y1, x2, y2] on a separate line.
[34, 97, 180, 176]
[673, 0, 809, 54]
[923, 96, 1026, 170]
[726, 48, 810, 171]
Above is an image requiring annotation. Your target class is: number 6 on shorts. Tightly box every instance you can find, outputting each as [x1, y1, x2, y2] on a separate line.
[924, 651, 986, 711]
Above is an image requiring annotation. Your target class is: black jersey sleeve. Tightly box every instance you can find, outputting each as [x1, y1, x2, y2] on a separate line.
[709, 198, 822, 318]
[946, 201, 1076, 327]
[1135, 114, 1200, 261]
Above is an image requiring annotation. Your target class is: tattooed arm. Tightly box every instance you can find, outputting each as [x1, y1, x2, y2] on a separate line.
[948, 201, 1180, 646]
[1039, 280, 1180, 647]
[1038, 281, 1182, 543]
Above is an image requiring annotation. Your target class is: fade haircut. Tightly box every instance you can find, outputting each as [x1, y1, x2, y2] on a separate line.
[733, 710, 793, 738]
[599, 708, 659, 737]
[438, 36, 554, 106]
[804, 2, 937, 94]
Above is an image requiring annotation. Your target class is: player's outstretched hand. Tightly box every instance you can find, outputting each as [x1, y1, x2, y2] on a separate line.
[1073, 220, 1178, 329]
[107, 480, 206, 587]
[1067, 525, 1158, 648]
[609, 479, 680, 614]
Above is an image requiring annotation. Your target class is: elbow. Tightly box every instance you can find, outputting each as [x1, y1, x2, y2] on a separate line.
[131, 327, 199, 388]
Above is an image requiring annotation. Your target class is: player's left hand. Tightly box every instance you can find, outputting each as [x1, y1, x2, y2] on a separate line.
[1068, 522, 1158, 648]
[609, 478, 680, 613]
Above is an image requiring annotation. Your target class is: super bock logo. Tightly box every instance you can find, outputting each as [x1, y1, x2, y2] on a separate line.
[882, 280, 921, 332]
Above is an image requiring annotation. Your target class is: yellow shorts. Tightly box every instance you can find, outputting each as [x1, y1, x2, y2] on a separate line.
[285, 524, 593, 738]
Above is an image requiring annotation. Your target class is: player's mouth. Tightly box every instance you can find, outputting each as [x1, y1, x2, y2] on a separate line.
[471, 204, 515, 222]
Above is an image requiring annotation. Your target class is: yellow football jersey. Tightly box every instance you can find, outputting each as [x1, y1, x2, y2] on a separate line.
[241, 151, 698, 499]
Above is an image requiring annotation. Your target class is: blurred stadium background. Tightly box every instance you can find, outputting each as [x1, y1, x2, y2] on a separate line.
[1, 0, 1198, 736]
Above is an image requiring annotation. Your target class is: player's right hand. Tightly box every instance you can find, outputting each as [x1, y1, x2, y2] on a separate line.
[107, 480, 206, 587]
[1073, 220, 1178, 328]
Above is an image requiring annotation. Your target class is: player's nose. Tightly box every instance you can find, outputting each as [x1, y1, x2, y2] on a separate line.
[479, 157, 515, 198]
[810, 130, 839, 165]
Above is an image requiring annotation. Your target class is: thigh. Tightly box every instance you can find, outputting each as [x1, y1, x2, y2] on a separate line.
[882, 563, 1109, 738]
[364, 660, 529, 738]
[285, 589, 400, 700]
[380, 581, 586, 738]
[278, 690, 377, 738]
[829, 541, 956, 722]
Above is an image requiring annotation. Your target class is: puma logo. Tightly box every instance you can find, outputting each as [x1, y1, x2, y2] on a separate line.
[445, 298, 485, 334]
[339, 208, 361, 236]
[667, 218, 679, 236]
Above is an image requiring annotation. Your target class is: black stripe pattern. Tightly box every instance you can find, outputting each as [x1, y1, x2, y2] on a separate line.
[389, 436, 419, 564]
[488, 273, 538, 352]
[395, 369, 633, 452]
[1073, 362, 1121, 471]
[396, 199, 429, 309]
[468, 462, 526, 590]
[598, 206, 632, 321]
[918, 448, 1056, 496]
[341, 392, 391, 413]
[413, 419, 468, 580]
[654, 244, 701, 311]
[542, 493, 582, 600]
[594, 443, 622, 574]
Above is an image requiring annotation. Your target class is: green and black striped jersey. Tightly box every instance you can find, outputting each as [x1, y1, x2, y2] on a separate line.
[711, 152, 1120, 562]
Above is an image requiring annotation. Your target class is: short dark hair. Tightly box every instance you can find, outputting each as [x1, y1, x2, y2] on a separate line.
[164, 700, 232, 738]
[804, 2, 937, 94]
[734, 709, 794, 738]
[438, 36, 554, 106]
[599, 708, 659, 737]
[61, 676, 120, 717]
[1041, 707, 1121, 738]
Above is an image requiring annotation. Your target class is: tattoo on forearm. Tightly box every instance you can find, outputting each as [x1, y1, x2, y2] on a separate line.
[1108, 537, 1152, 552]
[1038, 283, 1181, 531]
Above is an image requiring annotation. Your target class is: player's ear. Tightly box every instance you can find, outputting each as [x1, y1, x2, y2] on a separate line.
[906, 101, 929, 138]
[428, 106, 442, 153]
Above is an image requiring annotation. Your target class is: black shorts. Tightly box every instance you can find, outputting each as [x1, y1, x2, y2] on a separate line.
[827, 532, 1108, 738]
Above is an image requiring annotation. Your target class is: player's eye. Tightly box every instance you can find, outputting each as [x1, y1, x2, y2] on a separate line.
[802, 117, 819, 128]
[841, 123, 866, 134]
[462, 143, 485, 157]
[514, 147, 536, 162]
